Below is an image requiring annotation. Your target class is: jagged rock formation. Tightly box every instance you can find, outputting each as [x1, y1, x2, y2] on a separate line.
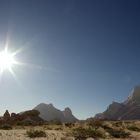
[34, 103, 78, 122]
[62, 107, 77, 122]
[3, 110, 10, 121]
[95, 85, 140, 120]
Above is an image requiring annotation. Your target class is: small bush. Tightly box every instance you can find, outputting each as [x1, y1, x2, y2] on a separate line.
[88, 119, 103, 129]
[102, 122, 112, 130]
[22, 120, 36, 126]
[16, 120, 43, 126]
[127, 125, 140, 132]
[65, 122, 74, 128]
[0, 124, 12, 130]
[54, 127, 63, 130]
[26, 130, 46, 138]
[107, 128, 130, 138]
[113, 121, 126, 129]
[73, 127, 105, 140]
[16, 121, 23, 126]
[49, 120, 62, 125]
[113, 121, 123, 127]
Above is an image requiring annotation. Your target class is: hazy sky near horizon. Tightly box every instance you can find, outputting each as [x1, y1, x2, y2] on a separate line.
[0, 0, 140, 119]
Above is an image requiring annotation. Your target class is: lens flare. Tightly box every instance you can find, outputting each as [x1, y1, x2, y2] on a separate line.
[0, 48, 17, 73]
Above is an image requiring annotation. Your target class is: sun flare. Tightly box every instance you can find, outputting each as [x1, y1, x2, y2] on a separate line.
[0, 48, 17, 73]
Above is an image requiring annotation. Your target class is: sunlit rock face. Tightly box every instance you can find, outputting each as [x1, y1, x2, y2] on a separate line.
[95, 85, 140, 120]
[124, 85, 140, 105]
[34, 103, 78, 122]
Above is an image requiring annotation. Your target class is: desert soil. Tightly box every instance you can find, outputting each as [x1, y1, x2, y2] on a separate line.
[0, 129, 140, 140]
[0, 124, 140, 140]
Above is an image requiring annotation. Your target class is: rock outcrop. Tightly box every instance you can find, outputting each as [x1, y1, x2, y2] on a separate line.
[95, 85, 140, 120]
[0, 109, 43, 125]
[20, 110, 43, 122]
[3, 110, 10, 121]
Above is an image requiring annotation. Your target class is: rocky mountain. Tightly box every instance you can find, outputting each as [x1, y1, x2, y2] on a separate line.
[34, 103, 78, 122]
[95, 85, 140, 120]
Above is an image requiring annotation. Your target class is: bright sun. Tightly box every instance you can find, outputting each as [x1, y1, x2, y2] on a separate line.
[0, 48, 17, 73]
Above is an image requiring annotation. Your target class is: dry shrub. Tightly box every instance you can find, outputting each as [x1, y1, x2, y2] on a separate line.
[106, 128, 130, 138]
[88, 119, 104, 129]
[0, 124, 12, 130]
[72, 127, 105, 140]
[127, 125, 140, 132]
[26, 130, 46, 138]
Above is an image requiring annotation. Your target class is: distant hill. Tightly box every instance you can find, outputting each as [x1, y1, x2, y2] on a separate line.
[95, 85, 140, 120]
[34, 103, 78, 122]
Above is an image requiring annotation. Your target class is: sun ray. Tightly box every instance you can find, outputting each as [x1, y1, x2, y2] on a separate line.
[8, 67, 21, 85]
[16, 62, 57, 72]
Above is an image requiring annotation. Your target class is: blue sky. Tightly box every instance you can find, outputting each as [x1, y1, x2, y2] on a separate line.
[0, 0, 140, 119]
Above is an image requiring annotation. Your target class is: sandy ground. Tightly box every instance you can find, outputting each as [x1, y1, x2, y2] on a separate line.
[0, 129, 66, 140]
[0, 129, 140, 140]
